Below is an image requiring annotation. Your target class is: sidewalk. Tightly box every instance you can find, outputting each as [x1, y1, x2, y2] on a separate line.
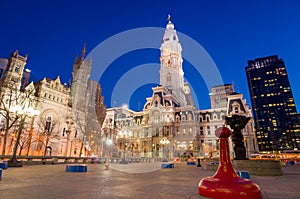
[0, 162, 299, 199]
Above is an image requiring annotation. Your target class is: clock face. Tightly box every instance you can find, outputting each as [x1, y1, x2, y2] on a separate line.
[183, 85, 190, 94]
[11, 76, 19, 82]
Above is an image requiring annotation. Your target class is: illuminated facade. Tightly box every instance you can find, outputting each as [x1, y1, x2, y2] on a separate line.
[246, 55, 300, 151]
[0, 48, 106, 157]
[102, 18, 258, 159]
[210, 84, 234, 109]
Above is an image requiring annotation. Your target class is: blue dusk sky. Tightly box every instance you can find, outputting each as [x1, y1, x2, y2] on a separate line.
[0, 0, 299, 112]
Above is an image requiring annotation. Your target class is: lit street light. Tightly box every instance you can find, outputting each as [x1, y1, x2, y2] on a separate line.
[118, 129, 132, 164]
[104, 138, 113, 170]
[160, 137, 170, 162]
[65, 117, 74, 157]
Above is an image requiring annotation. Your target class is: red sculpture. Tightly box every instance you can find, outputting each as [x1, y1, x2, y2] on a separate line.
[198, 127, 261, 199]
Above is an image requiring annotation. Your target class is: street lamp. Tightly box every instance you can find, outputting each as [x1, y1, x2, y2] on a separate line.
[160, 137, 170, 162]
[8, 105, 40, 167]
[104, 138, 113, 170]
[118, 128, 132, 164]
[225, 115, 251, 160]
[65, 118, 73, 157]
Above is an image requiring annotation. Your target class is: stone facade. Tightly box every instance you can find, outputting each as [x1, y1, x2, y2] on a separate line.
[102, 18, 258, 159]
[0, 47, 106, 157]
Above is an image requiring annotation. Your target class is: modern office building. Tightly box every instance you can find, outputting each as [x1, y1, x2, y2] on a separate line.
[245, 55, 300, 151]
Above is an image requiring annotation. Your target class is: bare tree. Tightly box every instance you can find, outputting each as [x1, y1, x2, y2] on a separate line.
[0, 79, 36, 156]
[17, 130, 31, 156]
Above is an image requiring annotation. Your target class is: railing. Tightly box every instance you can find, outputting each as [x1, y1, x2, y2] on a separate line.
[0, 155, 172, 165]
[94, 157, 167, 163]
[0, 155, 90, 165]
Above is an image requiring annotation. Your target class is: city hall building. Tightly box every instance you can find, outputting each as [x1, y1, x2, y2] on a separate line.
[102, 18, 258, 159]
[0, 17, 258, 159]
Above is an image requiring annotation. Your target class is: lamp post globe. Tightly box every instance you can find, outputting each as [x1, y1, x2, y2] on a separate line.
[104, 138, 113, 170]
[160, 137, 170, 162]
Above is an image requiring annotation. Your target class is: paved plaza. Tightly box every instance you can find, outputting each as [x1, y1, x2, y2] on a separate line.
[0, 162, 299, 199]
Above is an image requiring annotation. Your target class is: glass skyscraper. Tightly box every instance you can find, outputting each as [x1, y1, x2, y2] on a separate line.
[245, 55, 300, 151]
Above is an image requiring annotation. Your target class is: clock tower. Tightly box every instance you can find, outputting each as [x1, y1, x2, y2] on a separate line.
[159, 15, 187, 106]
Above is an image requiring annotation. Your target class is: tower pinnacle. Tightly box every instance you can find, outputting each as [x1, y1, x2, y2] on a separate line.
[81, 43, 86, 59]
[166, 14, 174, 30]
[160, 16, 186, 106]
[167, 14, 172, 23]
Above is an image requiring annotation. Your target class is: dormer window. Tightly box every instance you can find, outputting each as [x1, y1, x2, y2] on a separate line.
[235, 107, 239, 113]
[15, 65, 20, 72]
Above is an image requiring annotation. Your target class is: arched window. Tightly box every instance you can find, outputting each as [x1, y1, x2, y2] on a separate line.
[199, 115, 203, 122]
[181, 115, 186, 121]
[188, 113, 192, 121]
[206, 115, 210, 122]
[213, 114, 217, 120]
[176, 115, 180, 122]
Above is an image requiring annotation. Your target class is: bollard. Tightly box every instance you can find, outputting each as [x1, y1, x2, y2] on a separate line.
[198, 127, 261, 199]
[187, 161, 196, 165]
[0, 161, 8, 170]
[236, 171, 251, 179]
[197, 158, 201, 167]
[161, 163, 174, 168]
[65, 164, 87, 172]
[0, 168, 2, 180]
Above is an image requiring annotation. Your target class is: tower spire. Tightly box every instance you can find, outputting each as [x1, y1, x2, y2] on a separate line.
[160, 15, 186, 106]
[81, 43, 86, 59]
[75, 53, 79, 61]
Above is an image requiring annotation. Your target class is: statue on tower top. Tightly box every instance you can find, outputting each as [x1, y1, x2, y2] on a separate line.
[167, 14, 172, 23]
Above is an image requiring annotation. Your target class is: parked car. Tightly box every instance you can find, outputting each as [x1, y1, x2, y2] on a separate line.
[91, 157, 104, 164]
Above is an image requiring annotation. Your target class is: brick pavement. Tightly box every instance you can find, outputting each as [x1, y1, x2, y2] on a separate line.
[0, 162, 299, 199]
